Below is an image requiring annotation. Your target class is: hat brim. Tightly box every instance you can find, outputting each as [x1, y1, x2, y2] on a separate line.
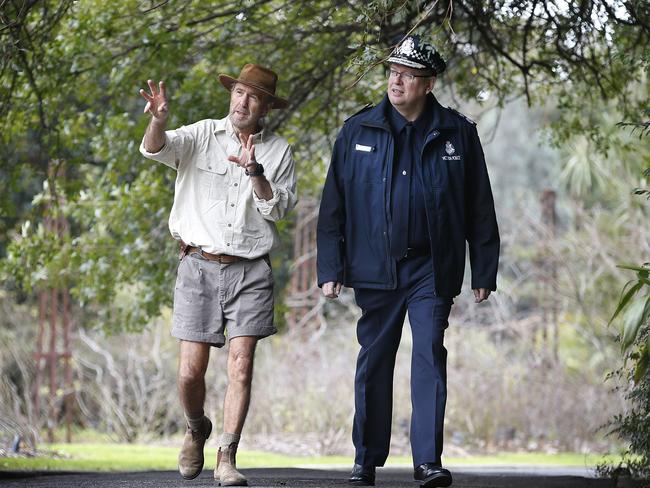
[386, 56, 434, 72]
[218, 74, 289, 109]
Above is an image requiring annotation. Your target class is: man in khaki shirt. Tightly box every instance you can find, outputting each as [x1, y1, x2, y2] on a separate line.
[139, 64, 296, 485]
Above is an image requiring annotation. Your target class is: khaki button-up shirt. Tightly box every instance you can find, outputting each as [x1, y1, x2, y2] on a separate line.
[139, 116, 297, 258]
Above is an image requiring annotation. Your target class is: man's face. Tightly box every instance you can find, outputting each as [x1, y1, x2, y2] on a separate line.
[229, 82, 270, 132]
[387, 63, 435, 109]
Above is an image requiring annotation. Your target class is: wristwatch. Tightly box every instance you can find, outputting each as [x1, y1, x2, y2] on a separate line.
[245, 162, 264, 177]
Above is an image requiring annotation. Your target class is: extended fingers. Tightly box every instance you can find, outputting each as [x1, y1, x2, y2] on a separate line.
[140, 89, 153, 114]
[147, 79, 157, 96]
[238, 133, 255, 150]
[139, 88, 153, 102]
[159, 80, 166, 98]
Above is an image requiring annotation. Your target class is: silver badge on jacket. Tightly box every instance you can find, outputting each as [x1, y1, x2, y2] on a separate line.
[443, 141, 461, 160]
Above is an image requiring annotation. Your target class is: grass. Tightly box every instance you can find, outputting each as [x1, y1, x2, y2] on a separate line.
[0, 442, 622, 472]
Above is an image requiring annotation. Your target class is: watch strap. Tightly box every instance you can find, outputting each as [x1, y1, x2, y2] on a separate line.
[245, 162, 264, 177]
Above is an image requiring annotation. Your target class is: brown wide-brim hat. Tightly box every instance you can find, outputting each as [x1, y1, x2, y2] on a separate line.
[219, 63, 289, 109]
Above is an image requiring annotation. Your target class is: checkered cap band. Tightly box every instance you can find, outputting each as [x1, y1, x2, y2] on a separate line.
[388, 36, 446, 75]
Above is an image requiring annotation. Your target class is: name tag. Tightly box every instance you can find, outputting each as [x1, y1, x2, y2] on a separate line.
[355, 144, 374, 153]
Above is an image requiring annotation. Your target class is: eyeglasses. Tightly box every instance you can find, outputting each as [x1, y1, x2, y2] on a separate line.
[388, 69, 433, 83]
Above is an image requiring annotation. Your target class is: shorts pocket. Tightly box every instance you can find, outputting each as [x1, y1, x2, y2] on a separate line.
[260, 255, 272, 274]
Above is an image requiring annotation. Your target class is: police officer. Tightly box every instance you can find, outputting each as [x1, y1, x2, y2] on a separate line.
[317, 36, 500, 488]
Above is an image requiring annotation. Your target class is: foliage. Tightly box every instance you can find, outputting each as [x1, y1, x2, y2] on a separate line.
[604, 160, 650, 477]
[606, 350, 650, 478]
[610, 264, 650, 381]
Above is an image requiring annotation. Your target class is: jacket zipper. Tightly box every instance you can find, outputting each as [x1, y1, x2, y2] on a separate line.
[420, 129, 443, 296]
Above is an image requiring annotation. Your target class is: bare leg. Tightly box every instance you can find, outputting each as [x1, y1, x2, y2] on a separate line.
[178, 340, 211, 418]
[223, 336, 258, 434]
[177, 340, 212, 480]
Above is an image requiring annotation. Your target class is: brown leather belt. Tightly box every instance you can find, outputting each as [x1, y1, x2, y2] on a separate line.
[187, 246, 245, 263]
[180, 241, 248, 264]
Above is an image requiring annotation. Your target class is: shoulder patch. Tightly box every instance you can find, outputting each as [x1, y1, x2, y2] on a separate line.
[345, 103, 374, 122]
[448, 107, 476, 125]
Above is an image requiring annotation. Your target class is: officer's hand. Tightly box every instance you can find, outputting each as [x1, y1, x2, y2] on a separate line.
[139, 79, 169, 121]
[322, 282, 342, 299]
[473, 288, 491, 303]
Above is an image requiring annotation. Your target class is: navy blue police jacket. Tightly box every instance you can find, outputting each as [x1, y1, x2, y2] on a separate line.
[316, 93, 500, 297]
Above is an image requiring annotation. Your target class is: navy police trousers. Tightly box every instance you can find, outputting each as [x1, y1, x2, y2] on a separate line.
[352, 254, 453, 468]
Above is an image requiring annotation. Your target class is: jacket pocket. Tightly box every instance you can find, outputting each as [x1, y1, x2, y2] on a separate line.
[348, 147, 384, 183]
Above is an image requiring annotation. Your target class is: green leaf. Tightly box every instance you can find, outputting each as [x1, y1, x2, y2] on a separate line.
[621, 295, 650, 351]
[609, 281, 643, 326]
[617, 263, 650, 275]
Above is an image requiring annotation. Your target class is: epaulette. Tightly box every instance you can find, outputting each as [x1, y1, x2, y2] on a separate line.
[448, 107, 476, 125]
[345, 103, 373, 122]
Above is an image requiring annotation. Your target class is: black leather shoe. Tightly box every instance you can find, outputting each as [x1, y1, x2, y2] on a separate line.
[349, 464, 375, 486]
[413, 463, 452, 487]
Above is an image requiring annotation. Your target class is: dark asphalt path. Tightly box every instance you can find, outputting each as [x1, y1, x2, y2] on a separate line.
[0, 468, 623, 488]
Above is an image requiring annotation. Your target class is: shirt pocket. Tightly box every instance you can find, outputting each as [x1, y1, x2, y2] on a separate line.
[196, 155, 229, 201]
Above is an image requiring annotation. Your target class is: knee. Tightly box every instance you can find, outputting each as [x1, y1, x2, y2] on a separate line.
[178, 363, 205, 388]
[413, 334, 447, 364]
[431, 333, 445, 354]
[228, 350, 255, 385]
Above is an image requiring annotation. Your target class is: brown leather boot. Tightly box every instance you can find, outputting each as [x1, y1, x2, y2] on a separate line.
[178, 416, 212, 480]
[214, 442, 247, 486]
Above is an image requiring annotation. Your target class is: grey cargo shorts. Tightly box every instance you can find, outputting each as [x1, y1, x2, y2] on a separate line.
[171, 252, 276, 347]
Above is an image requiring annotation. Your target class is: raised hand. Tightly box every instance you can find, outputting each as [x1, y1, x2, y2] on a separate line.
[139, 79, 168, 121]
[228, 133, 258, 172]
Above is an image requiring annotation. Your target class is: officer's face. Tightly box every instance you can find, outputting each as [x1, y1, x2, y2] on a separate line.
[229, 83, 270, 132]
[387, 64, 435, 110]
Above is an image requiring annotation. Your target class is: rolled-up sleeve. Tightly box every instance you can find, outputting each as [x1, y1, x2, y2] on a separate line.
[139, 125, 197, 170]
[253, 146, 297, 221]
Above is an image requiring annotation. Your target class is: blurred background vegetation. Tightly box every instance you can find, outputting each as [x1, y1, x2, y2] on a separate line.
[0, 0, 648, 479]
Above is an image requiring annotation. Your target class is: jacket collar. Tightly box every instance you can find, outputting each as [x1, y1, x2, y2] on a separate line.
[360, 93, 455, 132]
